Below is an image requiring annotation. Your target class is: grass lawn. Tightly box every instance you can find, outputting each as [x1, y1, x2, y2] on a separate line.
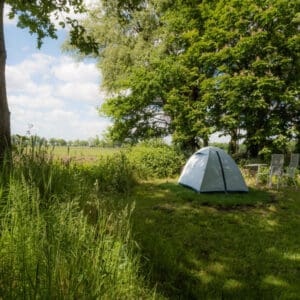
[122, 180, 300, 299]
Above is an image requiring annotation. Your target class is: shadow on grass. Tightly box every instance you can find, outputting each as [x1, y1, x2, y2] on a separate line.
[129, 181, 300, 299]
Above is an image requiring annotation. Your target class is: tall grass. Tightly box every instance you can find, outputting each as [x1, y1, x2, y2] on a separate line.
[85, 153, 137, 195]
[0, 146, 153, 299]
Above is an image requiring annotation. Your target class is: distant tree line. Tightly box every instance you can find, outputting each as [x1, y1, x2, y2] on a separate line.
[11, 135, 118, 148]
[77, 0, 299, 158]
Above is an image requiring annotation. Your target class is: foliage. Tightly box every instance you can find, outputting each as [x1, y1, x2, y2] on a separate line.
[82, 0, 300, 157]
[87, 152, 137, 194]
[128, 140, 185, 179]
[198, 0, 300, 157]
[6, 0, 98, 53]
[11, 134, 119, 148]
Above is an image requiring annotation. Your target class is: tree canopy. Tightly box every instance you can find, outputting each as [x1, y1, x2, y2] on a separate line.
[84, 0, 300, 157]
[6, 0, 98, 52]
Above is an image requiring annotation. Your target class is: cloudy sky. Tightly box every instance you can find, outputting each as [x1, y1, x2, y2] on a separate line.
[4, 3, 111, 141]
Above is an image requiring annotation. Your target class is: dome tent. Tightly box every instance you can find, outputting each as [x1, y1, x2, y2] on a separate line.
[178, 146, 248, 193]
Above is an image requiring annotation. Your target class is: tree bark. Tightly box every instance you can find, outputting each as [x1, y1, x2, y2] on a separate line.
[228, 129, 238, 155]
[0, 0, 11, 163]
[180, 137, 199, 156]
[202, 136, 209, 147]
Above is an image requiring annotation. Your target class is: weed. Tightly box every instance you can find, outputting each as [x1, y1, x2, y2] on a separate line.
[0, 148, 154, 299]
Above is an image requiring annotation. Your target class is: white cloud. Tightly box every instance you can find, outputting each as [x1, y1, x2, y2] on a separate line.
[4, 4, 17, 26]
[7, 52, 108, 140]
[6, 58, 54, 96]
[6, 53, 55, 92]
[6, 66, 32, 93]
[19, 53, 55, 75]
[11, 107, 111, 140]
[56, 82, 100, 104]
[9, 94, 64, 110]
[52, 59, 99, 82]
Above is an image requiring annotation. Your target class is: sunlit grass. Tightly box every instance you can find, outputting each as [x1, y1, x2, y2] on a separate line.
[263, 275, 289, 287]
[53, 146, 121, 160]
[123, 178, 300, 299]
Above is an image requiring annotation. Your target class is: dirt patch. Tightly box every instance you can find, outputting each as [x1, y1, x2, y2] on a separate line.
[198, 194, 278, 212]
[152, 203, 176, 213]
[212, 204, 257, 212]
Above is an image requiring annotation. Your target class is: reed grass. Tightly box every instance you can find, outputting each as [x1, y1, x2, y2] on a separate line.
[0, 146, 153, 299]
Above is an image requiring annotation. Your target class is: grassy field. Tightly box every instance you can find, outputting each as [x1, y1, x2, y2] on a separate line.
[1, 146, 300, 299]
[125, 180, 300, 299]
[49, 146, 122, 164]
[52, 146, 120, 158]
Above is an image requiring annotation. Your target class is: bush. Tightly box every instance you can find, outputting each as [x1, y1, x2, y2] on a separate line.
[128, 141, 185, 179]
[89, 152, 137, 194]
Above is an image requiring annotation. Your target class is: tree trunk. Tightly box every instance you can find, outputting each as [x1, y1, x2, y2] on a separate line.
[179, 137, 199, 156]
[0, 0, 11, 163]
[228, 129, 239, 155]
[202, 136, 209, 147]
[247, 144, 258, 158]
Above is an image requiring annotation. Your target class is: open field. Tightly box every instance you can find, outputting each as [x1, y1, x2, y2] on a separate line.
[52, 146, 120, 158]
[50, 146, 122, 164]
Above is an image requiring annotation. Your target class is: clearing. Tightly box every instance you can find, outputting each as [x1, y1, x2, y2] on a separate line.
[121, 179, 300, 299]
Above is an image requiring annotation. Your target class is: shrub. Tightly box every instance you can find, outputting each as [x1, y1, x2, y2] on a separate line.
[128, 141, 185, 179]
[87, 152, 137, 194]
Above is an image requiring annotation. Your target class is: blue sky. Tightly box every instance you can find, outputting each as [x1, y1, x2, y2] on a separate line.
[4, 3, 111, 141]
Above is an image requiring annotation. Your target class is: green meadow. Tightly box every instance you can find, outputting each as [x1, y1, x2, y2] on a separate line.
[53, 146, 119, 159]
[127, 181, 300, 299]
[0, 145, 299, 299]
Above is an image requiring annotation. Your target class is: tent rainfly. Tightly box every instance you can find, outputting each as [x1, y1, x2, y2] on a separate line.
[178, 146, 248, 193]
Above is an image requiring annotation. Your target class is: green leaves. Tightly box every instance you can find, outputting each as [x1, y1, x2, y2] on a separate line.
[82, 0, 299, 155]
[6, 0, 98, 53]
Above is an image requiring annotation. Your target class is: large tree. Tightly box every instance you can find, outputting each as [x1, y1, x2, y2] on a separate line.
[84, 0, 299, 156]
[198, 0, 300, 157]
[85, 0, 211, 151]
[0, 0, 97, 162]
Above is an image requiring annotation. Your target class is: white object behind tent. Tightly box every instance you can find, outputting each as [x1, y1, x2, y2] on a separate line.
[178, 146, 248, 193]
